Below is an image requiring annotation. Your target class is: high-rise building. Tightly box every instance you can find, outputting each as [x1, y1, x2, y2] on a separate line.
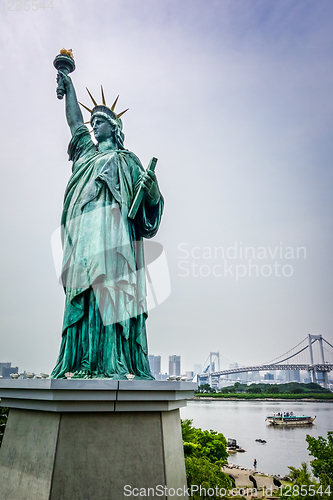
[285, 369, 301, 383]
[290, 370, 300, 382]
[249, 371, 260, 382]
[0, 363, 18, 379]
[238, 371, 248, 382]
[169, 355, 181, 376]
[0, 362, 11, 377]
[194, 364, 202, 374]
[148, 355, 154, 373]
[148, 355, 161, 378]
[153, 356, 161, 377]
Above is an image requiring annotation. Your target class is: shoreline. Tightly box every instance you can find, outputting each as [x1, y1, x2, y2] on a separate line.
[224, 462, 289, 480]
[193, 396, 333, 402]
[223, 463, 289, 498]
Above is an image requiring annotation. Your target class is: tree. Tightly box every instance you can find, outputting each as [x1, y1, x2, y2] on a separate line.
[285, 382, 304, 394]
[280, 463, 331, 500]
[181, 419, 232, 497]
[185, 456, 232, 500]
[306, 432, 333, 482]
[181, 418, 198, 443]
[197, 383, 211, 393]
[181, 419, 229, 465]
[247, 386, 262, 394]
[305, 382, 329, 393]
[221, 387, 232, 394]
[279, 433, 333, 500]
[265, 385, 280, 394]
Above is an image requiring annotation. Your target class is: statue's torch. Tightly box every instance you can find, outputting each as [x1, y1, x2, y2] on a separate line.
[53, 49, 76, 100]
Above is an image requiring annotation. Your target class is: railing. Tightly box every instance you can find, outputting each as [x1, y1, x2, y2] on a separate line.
[198, 363, 333, 378]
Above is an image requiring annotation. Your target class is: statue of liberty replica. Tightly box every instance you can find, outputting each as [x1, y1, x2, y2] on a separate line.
[0, 51, 191, 500]
[0, 49, 192, 500]
[51, 50, 164, 380]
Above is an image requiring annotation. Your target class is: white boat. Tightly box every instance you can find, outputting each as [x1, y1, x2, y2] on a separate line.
[266, 412, 316, 426]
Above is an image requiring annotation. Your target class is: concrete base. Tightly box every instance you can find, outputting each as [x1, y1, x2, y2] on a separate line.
[0, 380, 196, 500]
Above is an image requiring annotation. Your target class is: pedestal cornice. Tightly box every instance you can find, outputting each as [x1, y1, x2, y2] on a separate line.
[0, 379, 197, 412]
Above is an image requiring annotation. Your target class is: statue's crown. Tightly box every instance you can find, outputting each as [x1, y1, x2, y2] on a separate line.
[79, 87, 128, 125]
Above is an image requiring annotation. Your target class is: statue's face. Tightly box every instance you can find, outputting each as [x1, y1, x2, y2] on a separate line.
[92, 117, 113, 142]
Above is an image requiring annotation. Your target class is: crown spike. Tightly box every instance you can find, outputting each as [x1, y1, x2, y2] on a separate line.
[116, 108, 129, 119]
[110, 95, 119, 111]
[86, 87, 98, 107]
[79, 102, 92, 113]
[101, 85, 106, 106]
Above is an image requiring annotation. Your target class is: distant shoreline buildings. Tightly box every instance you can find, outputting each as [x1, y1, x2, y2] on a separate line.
[169, 355, 181, 377]
[0, 362, 19, 379]
[2, 358, 323, 387]
[148, 354, 196, 381]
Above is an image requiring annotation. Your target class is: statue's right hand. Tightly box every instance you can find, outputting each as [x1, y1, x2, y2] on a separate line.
[57, 70, 71, 89]
[56, 70, 72, 100]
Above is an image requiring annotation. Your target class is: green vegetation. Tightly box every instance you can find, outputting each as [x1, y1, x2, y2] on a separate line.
[181, 420, 333, 500]
[0, 407, 8, 447]
[196, 392, 333, 400]
[185, 457, 232, 498]
[306, 432, 333, 482]
[279, 432, 333, 500]
[181, 422, 332, 500]
[181, 419, 232, 499]
[195, 382, 333, 400]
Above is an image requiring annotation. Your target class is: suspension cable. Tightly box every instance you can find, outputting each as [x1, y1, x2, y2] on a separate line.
[219, 354, 237, 365]
[270, 342, 315, 365]
[323, 338, 333, 349]
[323, 344, 333, 359]
[200, 355, 210, 373]
[263, 337, 308, 364]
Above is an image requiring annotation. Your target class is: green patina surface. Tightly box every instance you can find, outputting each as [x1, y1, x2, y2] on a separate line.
[51, 56, 163, 379]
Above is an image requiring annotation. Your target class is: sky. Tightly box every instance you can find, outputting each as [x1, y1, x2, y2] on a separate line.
[0, 0, 333, 375]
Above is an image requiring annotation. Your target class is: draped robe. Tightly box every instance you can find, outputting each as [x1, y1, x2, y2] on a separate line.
[51, 125, 164, 379]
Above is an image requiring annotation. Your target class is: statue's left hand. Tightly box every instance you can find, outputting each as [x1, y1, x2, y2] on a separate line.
[139, 171, 161, 206]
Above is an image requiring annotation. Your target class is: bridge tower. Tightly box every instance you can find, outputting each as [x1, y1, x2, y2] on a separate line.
[308, 334, 328, 388]
[209, 352, 220, 388]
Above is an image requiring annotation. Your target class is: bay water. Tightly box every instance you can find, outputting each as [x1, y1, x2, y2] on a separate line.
[180, 400, 333, 477]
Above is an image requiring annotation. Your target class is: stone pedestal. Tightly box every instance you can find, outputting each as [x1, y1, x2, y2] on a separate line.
[0, 380, 196, 500]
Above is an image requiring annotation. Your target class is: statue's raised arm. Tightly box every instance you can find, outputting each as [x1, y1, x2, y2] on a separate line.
[53, 49, 83, 136]
[58, 72, 84, 136]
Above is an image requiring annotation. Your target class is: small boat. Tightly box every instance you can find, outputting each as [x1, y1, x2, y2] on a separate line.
[266, 412, 316, 426]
